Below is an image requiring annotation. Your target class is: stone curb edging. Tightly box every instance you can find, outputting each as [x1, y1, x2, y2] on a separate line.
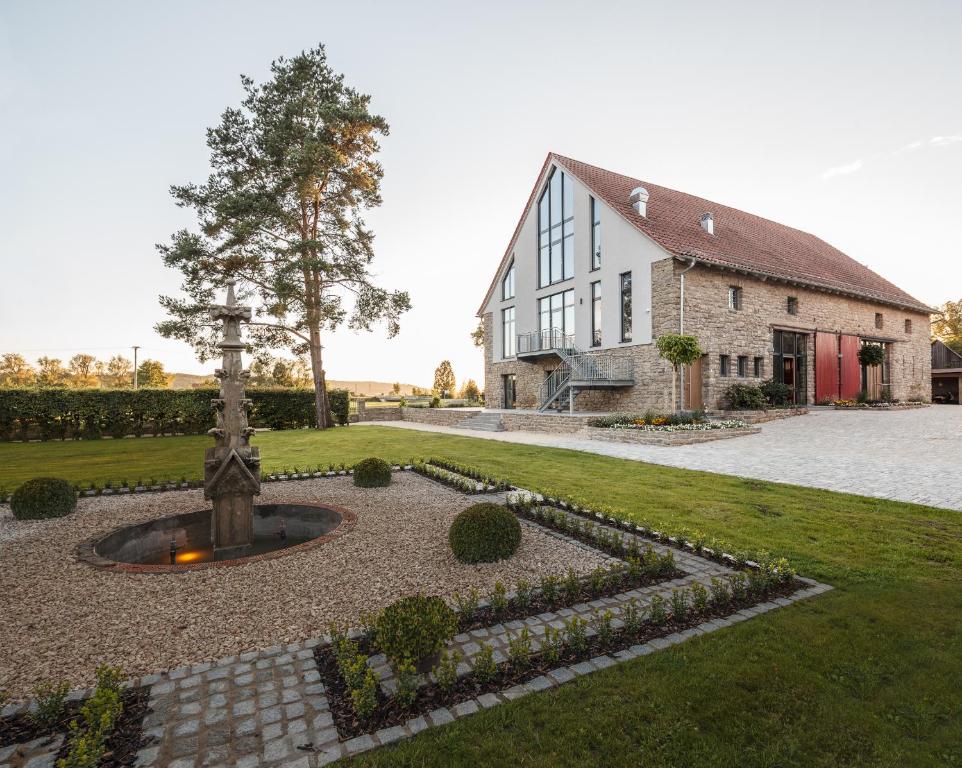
[584, 425, 760, 446]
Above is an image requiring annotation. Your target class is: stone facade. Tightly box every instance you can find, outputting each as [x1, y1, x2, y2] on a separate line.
[483, 258, 932, 412]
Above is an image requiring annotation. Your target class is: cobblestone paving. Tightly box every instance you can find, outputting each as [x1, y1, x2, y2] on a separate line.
[366, 406, 962, 510]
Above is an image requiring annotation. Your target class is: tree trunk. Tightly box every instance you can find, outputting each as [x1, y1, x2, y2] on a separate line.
[670, 366, 678, 414]
[308, 328, 332, 429]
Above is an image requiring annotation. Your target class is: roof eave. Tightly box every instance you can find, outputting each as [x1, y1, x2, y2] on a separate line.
[676, 253, 937, 315]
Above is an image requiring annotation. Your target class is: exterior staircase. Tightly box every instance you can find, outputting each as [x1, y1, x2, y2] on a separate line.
[517, 329, 635, 412]
[452, 411, 506, 432]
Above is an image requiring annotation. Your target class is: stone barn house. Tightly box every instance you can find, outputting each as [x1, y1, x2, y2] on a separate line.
[478, 153, 933, 413]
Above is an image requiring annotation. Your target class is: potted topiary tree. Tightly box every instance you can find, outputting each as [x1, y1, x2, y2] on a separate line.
[656, 334, 703, 414]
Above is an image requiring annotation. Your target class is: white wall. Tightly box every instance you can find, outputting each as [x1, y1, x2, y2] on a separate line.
[484, 161, 671, 362]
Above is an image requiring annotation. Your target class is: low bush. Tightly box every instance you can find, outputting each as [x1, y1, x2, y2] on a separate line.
[448, 503, 522, 564]
[374, 594, 457, 666]
[760, 379, 792, 407]
[724, 383, 767, 410]
[352, 457, 392, 488]
[11, 477, 76, 520]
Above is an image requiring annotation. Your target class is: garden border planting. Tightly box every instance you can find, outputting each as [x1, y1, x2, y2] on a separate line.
[0, 458, 832, 767]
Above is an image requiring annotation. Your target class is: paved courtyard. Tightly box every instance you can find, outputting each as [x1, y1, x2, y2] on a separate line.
[368, 406, 962, 511]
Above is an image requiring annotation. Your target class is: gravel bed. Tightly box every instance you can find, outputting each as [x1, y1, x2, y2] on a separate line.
[0, 473, 606, 697]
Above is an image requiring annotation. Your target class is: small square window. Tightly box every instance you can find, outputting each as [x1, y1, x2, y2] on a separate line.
[787, 296, 798, 315]
[753, 356, 763, 377]
[737, 356, 748, 377]
[728, 287, 742, 311]
[875, 312, 884, 329]
[904, 318, 912, 334]
[720, 354, 731, 377]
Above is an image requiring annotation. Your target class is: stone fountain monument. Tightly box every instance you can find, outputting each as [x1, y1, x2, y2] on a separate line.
[204, 282, 261, 555]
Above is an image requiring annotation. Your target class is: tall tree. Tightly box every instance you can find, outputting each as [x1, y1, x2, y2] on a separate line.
[155, 45, 410, 428]
[433, 360, 456, 398]
[36, 357, 67, 387]
[460, 379, 480, 401]
[0, 354, 35, 388]
[68, 354, 99, 388]
[933, 300, 962, 355]
[137, 359, 171, 388]
[99, 355, 134, 388]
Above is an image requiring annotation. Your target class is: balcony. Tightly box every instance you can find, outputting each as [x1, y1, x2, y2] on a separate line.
[516, 329, 575, 360]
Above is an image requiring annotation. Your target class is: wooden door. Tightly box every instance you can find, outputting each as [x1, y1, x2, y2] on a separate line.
[684, 356, 704, 411]
[866, 364, 883, 400]
[839, 335, 861, 399]
[815, 331, 839, 403]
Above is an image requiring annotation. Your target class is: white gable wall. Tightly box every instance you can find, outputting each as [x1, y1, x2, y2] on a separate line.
[483, 162, 672, 362]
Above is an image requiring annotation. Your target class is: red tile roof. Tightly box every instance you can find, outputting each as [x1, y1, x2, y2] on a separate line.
[479, 153, 934, 315]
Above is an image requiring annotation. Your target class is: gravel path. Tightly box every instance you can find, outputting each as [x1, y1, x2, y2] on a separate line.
[0, 473, 606, 697]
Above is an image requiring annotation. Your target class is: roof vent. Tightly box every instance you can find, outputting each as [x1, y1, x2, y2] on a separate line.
[629, 187, 649, 217]
[700, 212, 714, 235]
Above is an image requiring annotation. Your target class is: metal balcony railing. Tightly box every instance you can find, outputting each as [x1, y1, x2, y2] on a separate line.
[517, 329, 575, 355]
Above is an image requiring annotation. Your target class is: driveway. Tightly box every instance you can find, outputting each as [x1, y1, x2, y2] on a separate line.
[366, 406, 961, 511]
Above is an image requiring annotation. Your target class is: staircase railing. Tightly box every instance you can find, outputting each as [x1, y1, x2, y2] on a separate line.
[538, 362, 571, 411]
[517, 329, 575, 356]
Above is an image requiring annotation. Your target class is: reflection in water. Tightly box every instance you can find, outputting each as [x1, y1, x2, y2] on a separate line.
[95, 504, 342, 566]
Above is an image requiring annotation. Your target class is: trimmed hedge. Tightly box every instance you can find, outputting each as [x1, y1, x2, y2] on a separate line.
[353, 457, 392, 488]
[10, 477, 77, 519]
[0, 388, 352, 441]
[449, 502, 522, 564]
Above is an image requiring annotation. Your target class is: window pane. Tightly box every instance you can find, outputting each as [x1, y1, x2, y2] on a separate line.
[550, 172, 562, 225]
[563, 290, 574, 336]
[563, 235, 574, 279]
[539, 298, 550, 334]
[539, 192, 549, 233]
[621, 272, 632, 342]
[591, 281, 601, 346]
[563, 173, 573, 220]
[539, 247, 549, 287]
[550, 241, 562, 282]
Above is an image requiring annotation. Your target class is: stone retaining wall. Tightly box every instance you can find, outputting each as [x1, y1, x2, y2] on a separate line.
[584, 425, 760, 446]
[501, 413, 593, 434]
[397, 408, 478, 427]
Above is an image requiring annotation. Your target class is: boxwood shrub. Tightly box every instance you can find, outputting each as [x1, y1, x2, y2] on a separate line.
[374, 595, 457, 665]
[10, 477, 77, 520]
[449, 502, 522, 564]
[353, 457, 392, 488]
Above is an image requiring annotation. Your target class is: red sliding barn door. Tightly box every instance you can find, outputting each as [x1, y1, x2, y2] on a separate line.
[839, 334, 861, 399]
[815, 332, 839, 403]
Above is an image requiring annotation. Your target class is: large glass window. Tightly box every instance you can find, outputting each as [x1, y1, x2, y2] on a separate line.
[773, 330, 808, 404]
[502, 260, 515, 300]
[590, 280, 601, 347]
[538, 169, 574, 287]
[620, 272, 632, 342]
[538, 289, 575, 338]
[502, 307, 516, 358]
[590, 196, 601, 270]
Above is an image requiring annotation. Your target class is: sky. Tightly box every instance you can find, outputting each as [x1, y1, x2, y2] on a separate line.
[1, 0, 960, 388]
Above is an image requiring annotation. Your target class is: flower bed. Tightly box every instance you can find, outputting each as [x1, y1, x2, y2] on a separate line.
[833, 400, 928, 410]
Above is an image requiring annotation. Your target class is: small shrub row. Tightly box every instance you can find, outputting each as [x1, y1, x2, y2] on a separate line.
[326, 568, 801, 731]
[411, 462, 496, 494]
[723, 379, 794, 410]
[423, 458, 511, 491]
[450, 556, 674, 630]
[328, 630, 380, 720]
[510, 488, 792, 573]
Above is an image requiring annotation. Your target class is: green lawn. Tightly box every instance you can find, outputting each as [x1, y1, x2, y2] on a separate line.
[1, 427, 960, 766]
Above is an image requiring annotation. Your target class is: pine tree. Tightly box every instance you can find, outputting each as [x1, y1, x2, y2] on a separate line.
[155, 45, 410, 428]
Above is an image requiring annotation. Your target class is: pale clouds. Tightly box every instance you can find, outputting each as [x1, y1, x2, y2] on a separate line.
[820, 159, 864, 180]
[822, 132, 962, 180]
